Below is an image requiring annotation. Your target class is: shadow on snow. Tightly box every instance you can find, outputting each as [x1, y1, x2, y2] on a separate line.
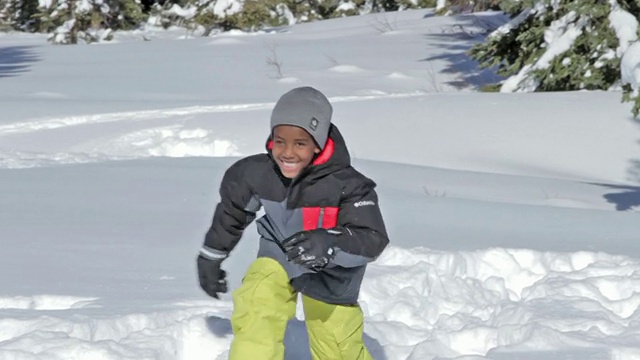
[206, 315, 387, 360]
[0, 46, 41, 78]
[588, 182, 640, 211]
[591, 116, 640, 211]
[419, 12, 507, 90]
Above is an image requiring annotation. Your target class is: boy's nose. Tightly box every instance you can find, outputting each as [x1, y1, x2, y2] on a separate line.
[282, 144, 295, 157]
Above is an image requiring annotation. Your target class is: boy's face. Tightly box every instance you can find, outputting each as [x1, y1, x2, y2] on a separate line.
[272, 125, 321, 179]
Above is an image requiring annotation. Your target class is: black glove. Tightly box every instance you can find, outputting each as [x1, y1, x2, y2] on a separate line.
[197, 255, 228, 299]
[281, 228, 340, 271]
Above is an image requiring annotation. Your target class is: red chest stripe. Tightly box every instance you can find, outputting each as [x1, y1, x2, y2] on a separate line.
[302, 207, 322, 231]
[322, 207, 339, 228]
[302, 206, 339, 230]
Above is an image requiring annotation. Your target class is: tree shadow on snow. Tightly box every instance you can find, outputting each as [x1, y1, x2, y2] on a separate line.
[594, 116, 640, 211]
[419, 13, 507, 89]
[205, 316, 387, 359]
[589, 182, 640, 211]
[0, 46, 41, 78]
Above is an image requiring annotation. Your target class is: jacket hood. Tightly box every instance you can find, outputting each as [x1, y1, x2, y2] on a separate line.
[266, 123, 351, 181]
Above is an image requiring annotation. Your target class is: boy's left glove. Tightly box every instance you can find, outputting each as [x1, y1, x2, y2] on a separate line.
[197, 255, 228, 299]
[281, 228, 341, 271]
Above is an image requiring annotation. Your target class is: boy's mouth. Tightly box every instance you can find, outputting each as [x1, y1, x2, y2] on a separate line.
[280, 160, 299, 170]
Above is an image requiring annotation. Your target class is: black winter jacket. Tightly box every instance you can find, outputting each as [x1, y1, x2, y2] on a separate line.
[201, 124, 389, 304]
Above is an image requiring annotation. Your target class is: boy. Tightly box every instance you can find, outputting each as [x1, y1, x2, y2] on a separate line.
[197, 86, 389, 359]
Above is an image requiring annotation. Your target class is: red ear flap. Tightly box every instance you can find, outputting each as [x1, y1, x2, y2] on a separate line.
[267, 140, 274, 150]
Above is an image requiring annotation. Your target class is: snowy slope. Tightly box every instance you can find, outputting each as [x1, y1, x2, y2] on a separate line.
[1, 8, 640, 360]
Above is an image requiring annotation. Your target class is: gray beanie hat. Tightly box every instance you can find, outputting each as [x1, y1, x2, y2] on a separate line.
[270, 86, 333, 150]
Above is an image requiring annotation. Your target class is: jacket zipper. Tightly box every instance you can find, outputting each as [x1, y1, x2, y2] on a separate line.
[285, 166, 312, 209]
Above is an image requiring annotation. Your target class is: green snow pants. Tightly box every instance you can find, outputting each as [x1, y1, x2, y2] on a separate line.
[229, 257, 373, 360]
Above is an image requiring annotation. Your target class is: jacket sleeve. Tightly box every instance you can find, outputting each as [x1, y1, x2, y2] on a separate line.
[200, 158, 261, 261]
[329, 176, 390, 268]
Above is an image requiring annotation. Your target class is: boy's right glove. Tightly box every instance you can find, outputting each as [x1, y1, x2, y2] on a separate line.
[281, 228, 340, 271]
[197, 255, 228, 299]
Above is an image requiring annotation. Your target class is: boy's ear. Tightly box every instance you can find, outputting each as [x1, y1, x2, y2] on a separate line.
[314, 147, 321, 154]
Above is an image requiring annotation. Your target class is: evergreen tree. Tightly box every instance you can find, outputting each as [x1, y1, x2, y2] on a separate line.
[469, 0, 639, 92]
[0, 0, 12, 30]
[16, 0, 39, 30]
[42, 0, 144, 43]
[111, 0, 146, 29]
[468, 0, 640, 117]
[1, 0, 440, 42]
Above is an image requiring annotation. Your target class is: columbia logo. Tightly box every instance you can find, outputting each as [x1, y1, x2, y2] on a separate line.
[354, 200, 375, 207]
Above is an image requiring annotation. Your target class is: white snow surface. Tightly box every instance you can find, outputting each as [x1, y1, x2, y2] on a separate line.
[213, 0, 242, 17]
[622, 41, 640, 94]
[1, 8, 640, 360]
[162, 4, 198, 20]
[609, 0, 639, 57]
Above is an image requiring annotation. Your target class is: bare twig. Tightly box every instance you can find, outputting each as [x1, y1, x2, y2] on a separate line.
[265, 42, 283, 79]
[541, 189, 559, 200]
[325, 54, 339, 67]
[423, 186, 447, 197]
[423, 63, 444, 92]
[369, 14, 396, 33]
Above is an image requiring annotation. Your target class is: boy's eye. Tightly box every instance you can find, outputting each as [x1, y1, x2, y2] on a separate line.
[296, 142, 306, 147]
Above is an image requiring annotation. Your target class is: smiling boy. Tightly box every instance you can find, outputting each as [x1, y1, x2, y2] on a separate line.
[197, 86, 389, 359]
[272, 124, 319, 178]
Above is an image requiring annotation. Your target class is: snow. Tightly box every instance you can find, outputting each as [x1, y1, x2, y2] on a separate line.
[37, 0, 54, 8]
[337, 2, 357, 12]
[609, 0, 639, 57]
[2, 7, 640, 360]
[489, 6, 539, 39]
[213, 0, 242, 17]
[77, 0, 95, 13]
[615, 0, 640, 95]
[163, 4, 197, 20]
[277, 4, 296, 26]
[49, 19, 76, 44]
[621, 42, 640, 95]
